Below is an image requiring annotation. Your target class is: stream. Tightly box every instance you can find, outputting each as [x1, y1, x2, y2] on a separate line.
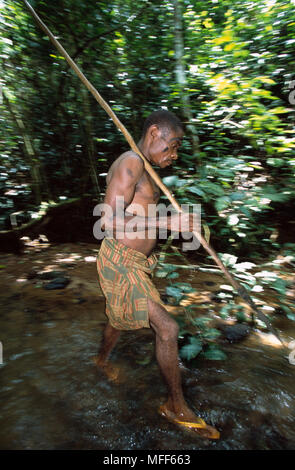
[0, 242, 295, 450]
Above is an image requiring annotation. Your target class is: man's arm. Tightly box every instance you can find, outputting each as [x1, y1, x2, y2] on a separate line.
[102, 153, 146, 232]
[102, 153, 196, 234]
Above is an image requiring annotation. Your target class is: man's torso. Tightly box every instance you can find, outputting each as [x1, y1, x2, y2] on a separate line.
[105, 152, 161, 256]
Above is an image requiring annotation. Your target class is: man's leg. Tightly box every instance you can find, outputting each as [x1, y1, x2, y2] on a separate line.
[97, 321, 121, 363]
[147, 298, 220, 439]
[93, 320, 122, 382]
[147, 298, 185, 409]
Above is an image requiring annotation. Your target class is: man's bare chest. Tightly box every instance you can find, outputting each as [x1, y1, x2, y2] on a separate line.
[134, 171, 160, 204]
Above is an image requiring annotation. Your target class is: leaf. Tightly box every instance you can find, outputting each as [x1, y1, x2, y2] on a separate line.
[219, 304, 233, 319]
[228, 214, 239, 226]
[266, 158, 285, 167]
[165, 286, 184, 303]
[256, 76, 276, 85]
[272, 278, 288, 295]
[202, 345, 227, 360]
[230, 192, 246, 201]
[215, 196, 230, 212]
[157, 263, 178, 273]
[262, 192, 290, 203]
[202, 328, 222, 340]
[219, 253, 238, 267]
[201, 181, 225, 196]
[166, 272, 179, 279]
[162, 175, 179, 187]
[271, 107, 289, 114]
[280, 305, 295, 320]
[224, 43, 236, 52]
[155, 270, 168, 278]
[170, 282, 196, 293]
[188, 186, 205, 197]
[191, 317, 212, 327]
[166, 286, 182, 296]
[179, 336, 203, 361]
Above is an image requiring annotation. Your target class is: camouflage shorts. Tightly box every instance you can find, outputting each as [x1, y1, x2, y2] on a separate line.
[97, 237, 165, 330]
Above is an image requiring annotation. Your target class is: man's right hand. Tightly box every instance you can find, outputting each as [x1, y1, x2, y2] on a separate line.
[169, 211, 198, 233]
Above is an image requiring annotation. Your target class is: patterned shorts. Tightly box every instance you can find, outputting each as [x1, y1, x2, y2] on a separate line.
[97, 237, 165, 330]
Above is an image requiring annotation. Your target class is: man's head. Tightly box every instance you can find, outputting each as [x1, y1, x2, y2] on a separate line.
[140, 109, 184, 168]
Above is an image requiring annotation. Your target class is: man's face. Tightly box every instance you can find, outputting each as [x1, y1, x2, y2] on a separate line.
[149, 127, 183, 168]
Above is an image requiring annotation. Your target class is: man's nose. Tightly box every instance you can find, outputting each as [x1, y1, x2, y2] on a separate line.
[171, 150, 178, 160]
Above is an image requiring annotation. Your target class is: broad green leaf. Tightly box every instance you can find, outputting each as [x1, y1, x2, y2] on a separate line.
[188, 186, 205, 197]
[170, 282, 196, 293]
[202, 345, 227, 360]
[166, 272, 179, 279]
[162, 175, 179, 187]
[202, 328, 222, 340]
[179, 337, 203, 361]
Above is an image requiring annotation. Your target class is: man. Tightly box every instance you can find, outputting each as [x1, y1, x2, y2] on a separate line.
[95, 109, 219, 439]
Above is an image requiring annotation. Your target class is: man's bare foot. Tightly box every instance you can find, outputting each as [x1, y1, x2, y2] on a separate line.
[92, 356, 125, 384]
[158, 402, 220, 440]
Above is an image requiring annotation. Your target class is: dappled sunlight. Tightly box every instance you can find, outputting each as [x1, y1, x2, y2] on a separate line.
[84, 256, 97, 262]
[180, 290, 212, 307]
[253, 331, 283, 349]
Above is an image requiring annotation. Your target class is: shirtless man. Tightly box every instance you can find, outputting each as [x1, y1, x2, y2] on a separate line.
[95, 109, 219, 439]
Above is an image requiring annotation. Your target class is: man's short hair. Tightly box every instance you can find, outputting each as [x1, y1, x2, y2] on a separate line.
[142, 109, 183, 137]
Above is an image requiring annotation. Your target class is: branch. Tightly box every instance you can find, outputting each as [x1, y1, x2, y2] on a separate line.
[72, 3, 150, 60]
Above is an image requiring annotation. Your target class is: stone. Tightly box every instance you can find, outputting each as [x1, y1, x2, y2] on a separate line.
[44, 277, 70, 290]
[220, 323, 251, 343]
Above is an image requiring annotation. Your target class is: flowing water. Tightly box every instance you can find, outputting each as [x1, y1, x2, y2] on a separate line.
[0, 243, 295, 450]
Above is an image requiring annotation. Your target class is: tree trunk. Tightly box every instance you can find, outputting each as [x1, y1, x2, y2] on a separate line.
[80, 80, 100, 195]
[3, 90, 43, 205]
[172, 0, 200, 155]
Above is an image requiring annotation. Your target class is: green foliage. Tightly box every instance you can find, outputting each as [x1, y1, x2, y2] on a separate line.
[163, 279, 227, 362]
[1, 0, 294, 360]
[1, 0, 295, 246]
[179, 336, 203, 361]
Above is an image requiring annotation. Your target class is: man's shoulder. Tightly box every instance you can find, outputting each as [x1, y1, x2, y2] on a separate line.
[119, 150, 144, 166]
[107, 150, 144, 183]
[116, 150, 145, 174]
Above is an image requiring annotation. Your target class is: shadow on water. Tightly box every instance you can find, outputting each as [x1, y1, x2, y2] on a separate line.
[0, 243, 295, 450]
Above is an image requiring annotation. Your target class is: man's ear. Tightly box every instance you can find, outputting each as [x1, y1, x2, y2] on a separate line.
[149, 124, 160, 140]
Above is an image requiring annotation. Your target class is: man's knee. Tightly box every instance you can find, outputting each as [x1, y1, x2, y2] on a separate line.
[147, 297, 179, 341]
[160, 318, 179, 342]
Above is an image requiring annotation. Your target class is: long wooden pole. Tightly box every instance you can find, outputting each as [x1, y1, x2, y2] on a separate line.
[23, 0, 283, 344]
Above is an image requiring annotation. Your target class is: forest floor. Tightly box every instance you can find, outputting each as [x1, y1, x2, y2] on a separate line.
[0, 238, 295, 450]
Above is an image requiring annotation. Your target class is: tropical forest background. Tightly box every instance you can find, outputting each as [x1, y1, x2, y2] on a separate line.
[1, 0, 295, 360]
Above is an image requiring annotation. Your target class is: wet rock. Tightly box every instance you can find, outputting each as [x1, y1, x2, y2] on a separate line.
[44, 277, 70, 290]
[38, 271, 67, 280]
[219, 323, 251, 343]
[26, 270, 38, 280]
